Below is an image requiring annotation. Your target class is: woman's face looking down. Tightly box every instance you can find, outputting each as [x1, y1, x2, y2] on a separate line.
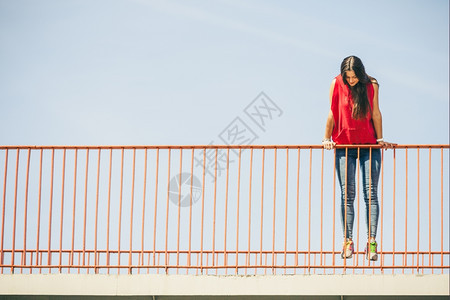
[345, 70, 359, 87]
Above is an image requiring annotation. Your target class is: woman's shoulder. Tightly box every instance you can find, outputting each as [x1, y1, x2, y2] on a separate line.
[332, 74, 342, 86]
[369, 76, 379, 85]
[330, 77, 339, 92]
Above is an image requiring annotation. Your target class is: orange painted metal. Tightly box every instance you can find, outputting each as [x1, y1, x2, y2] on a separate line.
[223, 148, 230, 274]
[140, 149, 148, 273]
[404, 149, 408, 274]
[212, 149, 217, 274]
[70, 149, 78, 270]
[271, 149, 277, 274]
[82, 150, 89, 269]
[441, 148, 444, 272]
[247, 148, 254, 275]
[284, 149, 289, 275]
[59, 149, 67, 273]
[380, 150, 384, 272]
[106, 149, 112, 273]
[0, 150, 8, 275]
[355, 148, 361, 272]
[152, 148, 159, 272]
[295, 148, 300, 273]
[11, 150, 19, 274]
[0, 144, 448, 275]
[188, 148, 194, 273]
[236, 148, 242, 274]
[176, 150, 182, 275]
[392, 148, 396, 274]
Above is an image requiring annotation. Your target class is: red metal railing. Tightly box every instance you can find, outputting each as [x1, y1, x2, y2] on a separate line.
[0, 145, 448, 275]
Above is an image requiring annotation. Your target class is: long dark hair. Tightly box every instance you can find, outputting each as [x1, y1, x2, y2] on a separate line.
[340, 56, 372, 120]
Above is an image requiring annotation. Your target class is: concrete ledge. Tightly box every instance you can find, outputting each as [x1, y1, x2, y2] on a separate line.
[0, 274, 448, 296]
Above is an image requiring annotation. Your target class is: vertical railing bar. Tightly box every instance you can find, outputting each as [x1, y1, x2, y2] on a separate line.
[416, 148, 420, 273]
[392, 148, 396, 274]
[223, 149, 230, 275]
[314, 253, 316, 274]
[283, 149, 289, 274]
[106, 149, 113, 274]
[420, 253, 423, 274]
[307, 148, 312, 273]
[404, 149, 408, 274]
[40, 252, 43, 272]
[188, 148, 194, 273]
[295, 148, 300, 273]
[320, 148, 324, 271]
[428, 148, 432, 274]
[70, 149, 78, 272]
[369, 147, 372, 274]
[440, 148, 443, 273]
[235, 148, 242, 275]
[200, 148, 206, 274]
[164, 148, 171, 274]
[274, 252, 277, 273]
[176, 149, 183, 274]
[82, 149, 89, 270]
[265, 253, 268, 273]
[356, 148, 360, 272]
[0, 149, 8, 274]
[11, 149, 20, 273]
[157, 252, 161, 274]
[343, 148, 348, 273]
[271, 148, 277, 274]
[94, 149, 101, 274]
[380, 148, 384, 273]
[146, 249, 151, 274]
[30, 252, 34, 273]
[128, 148, 137, 274]
[22, 148, 32, 272]
[212, 148, 218, 273]
[47, 149, 55, 271]
[140, 148, 148, 272]
[431, 255, 434, 274]
[216, 253, 219, 273]
[260, 148, 265, 275]
[58, 149, 67, 273]
[195, 252, 198, 275]
[118, 148, 124, 273]
[247, 148, 253, 275]
[152, 148, 160, 269]
[332, 148, 336, 274]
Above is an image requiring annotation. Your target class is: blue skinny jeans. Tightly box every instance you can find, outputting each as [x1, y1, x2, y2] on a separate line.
[336, 148, 381, 240]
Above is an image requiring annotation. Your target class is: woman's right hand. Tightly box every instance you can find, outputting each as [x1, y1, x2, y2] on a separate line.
[322, 139, 335, 150]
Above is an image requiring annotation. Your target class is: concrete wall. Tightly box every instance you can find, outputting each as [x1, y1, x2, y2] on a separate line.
[0, 274, 449, 298]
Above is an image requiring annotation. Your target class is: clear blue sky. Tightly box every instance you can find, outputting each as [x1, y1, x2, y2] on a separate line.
[0, 0, 448, 146]
[0, 0, 448, 275]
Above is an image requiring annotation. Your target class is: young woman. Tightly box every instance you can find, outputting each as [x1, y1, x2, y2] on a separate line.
[322, 56, 394, 261]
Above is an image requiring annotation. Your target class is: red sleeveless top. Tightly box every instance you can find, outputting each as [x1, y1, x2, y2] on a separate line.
[331, 74, 377, 145]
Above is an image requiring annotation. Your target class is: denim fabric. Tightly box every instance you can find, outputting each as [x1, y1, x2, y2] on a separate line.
[336, 148, 381, 239]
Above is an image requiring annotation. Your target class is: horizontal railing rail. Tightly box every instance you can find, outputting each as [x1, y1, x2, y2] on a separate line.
[0, 144, 448, 275]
